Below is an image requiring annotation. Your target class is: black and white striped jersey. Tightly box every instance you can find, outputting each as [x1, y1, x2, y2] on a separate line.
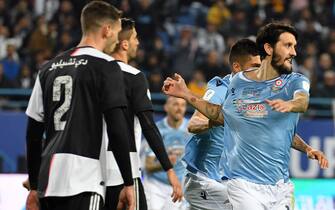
[26, 46, 127, 198]
[102, 61, 153, 186]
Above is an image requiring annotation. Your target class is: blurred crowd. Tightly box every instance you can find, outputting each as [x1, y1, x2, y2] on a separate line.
[0, 0, 334, 100]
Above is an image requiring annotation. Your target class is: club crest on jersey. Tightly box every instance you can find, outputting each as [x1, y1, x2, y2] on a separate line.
[272, 79, 283, 92]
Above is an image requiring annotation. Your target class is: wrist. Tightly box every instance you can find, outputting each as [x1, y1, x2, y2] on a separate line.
[306, 146, 313, 153]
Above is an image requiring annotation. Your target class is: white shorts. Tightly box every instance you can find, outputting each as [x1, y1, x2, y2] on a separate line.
[227, 178, 295, 210]
[143, 177, 188, 210]
[183, 172, 232, 210]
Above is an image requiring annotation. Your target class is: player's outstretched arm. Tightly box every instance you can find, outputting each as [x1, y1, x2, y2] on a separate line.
[265, 92, 309, 113]
[292, 134, 328, 169]
[162, 73, 224, 124]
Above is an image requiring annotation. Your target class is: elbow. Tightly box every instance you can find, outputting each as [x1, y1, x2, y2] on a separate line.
[187, 124, 200, 134]
[187, 124, 194, 133]
[300, 103, 308, 113]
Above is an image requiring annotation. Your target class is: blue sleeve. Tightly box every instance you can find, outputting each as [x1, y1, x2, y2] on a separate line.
[202, 77, 228, 105]
[288, 74, 310, 98]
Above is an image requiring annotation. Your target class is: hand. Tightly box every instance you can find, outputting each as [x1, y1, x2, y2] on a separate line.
[306, 147, 329, 169]
[167, 169, 183, 203]
[117, 186, 135, 210]
[162, 73, 190, 99]
[23, 179, 31, 191]
[26, 190, 39, 210]
[265, 99, 293, 113]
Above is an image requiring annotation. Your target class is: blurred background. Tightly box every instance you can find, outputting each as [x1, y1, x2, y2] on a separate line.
[0, 0, 334, 209]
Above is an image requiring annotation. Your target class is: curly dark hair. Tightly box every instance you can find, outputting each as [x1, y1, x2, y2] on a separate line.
[256, 22, 298, 59]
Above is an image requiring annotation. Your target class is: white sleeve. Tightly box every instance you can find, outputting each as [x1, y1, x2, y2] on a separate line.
[26, 74, 44, 122]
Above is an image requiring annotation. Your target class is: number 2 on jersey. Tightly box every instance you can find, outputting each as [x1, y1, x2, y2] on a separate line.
[53, 76, 73, 131]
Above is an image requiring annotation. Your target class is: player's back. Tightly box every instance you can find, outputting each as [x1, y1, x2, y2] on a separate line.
[223, 72, 309, 185]
[102, 61, 153, 186]
[27, 46, 126, 197]
[183, 75, 231, 180]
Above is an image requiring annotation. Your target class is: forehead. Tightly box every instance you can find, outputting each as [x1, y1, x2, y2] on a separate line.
[243, 55, 261, 69]
[277, 32, 297, 45]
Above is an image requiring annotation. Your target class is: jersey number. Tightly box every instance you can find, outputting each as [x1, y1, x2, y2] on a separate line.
[53, 76, 73, 131]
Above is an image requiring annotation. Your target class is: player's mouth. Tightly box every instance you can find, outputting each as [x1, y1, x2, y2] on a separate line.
[285, 58, 293, 64]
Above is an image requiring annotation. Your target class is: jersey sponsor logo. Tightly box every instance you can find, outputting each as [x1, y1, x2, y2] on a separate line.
[203, 89, 215, 101]
[233, 99, 268, 118]
[242, 88, 261, 98]
[49, 58, 88, 71]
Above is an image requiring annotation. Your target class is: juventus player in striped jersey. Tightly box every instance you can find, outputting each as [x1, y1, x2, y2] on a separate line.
[25, 2, 135, 210]
[101, 18, 182, 210]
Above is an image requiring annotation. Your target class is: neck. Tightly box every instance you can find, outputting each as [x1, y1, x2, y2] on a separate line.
[167, 117, 183, 129]
[251, 58, 280, 81]
[78, 34, 105, 52]
[112, 50, 128, 63]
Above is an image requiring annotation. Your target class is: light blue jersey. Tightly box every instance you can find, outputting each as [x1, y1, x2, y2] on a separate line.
[183, 75, 231, 181]
[146, 117, 190, 185]
[223, 72, 310, 185]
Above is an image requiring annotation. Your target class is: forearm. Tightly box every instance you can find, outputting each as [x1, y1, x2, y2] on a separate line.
[104, 108, 133, 186]
[291, 134, 312, 153]
[26, 117, 44, 190]
[188, 116, 210, 133]
[183, 92, 224, 123]
[290, 92, 309, 113]
[138, 111, 173, 171]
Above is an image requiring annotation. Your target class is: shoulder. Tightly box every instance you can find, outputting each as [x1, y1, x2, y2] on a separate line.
[207, 75, 230, 89]
[72, 47, 114, 62]
[117, 61, 141, 75]
[285, 72, 309, 83]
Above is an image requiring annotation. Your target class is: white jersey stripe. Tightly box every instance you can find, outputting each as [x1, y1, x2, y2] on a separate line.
[71, 47, 115, 62]
[89, 193, 94, 210]
[117, 61, 140, 75]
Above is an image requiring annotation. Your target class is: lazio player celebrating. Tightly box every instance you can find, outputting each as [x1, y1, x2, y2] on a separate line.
[163, 23, 328, 210]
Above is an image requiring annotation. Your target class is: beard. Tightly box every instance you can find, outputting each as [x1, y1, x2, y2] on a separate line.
[271, 50, 293, 75]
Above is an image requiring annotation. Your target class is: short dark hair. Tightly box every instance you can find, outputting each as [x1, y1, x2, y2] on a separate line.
[256, 22, 298, 59]
[119, 18, 135, 41]
[80, 1, 122, 35]
[113, 18, 136, 51]
[229, 38, 259, 66]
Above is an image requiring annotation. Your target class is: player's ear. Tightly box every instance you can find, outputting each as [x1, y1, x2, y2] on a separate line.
[232, 62, 241, 73]
[120, 40, 129, 51]
[264, 43, 273, 57]
[101, 24, 110, 39]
